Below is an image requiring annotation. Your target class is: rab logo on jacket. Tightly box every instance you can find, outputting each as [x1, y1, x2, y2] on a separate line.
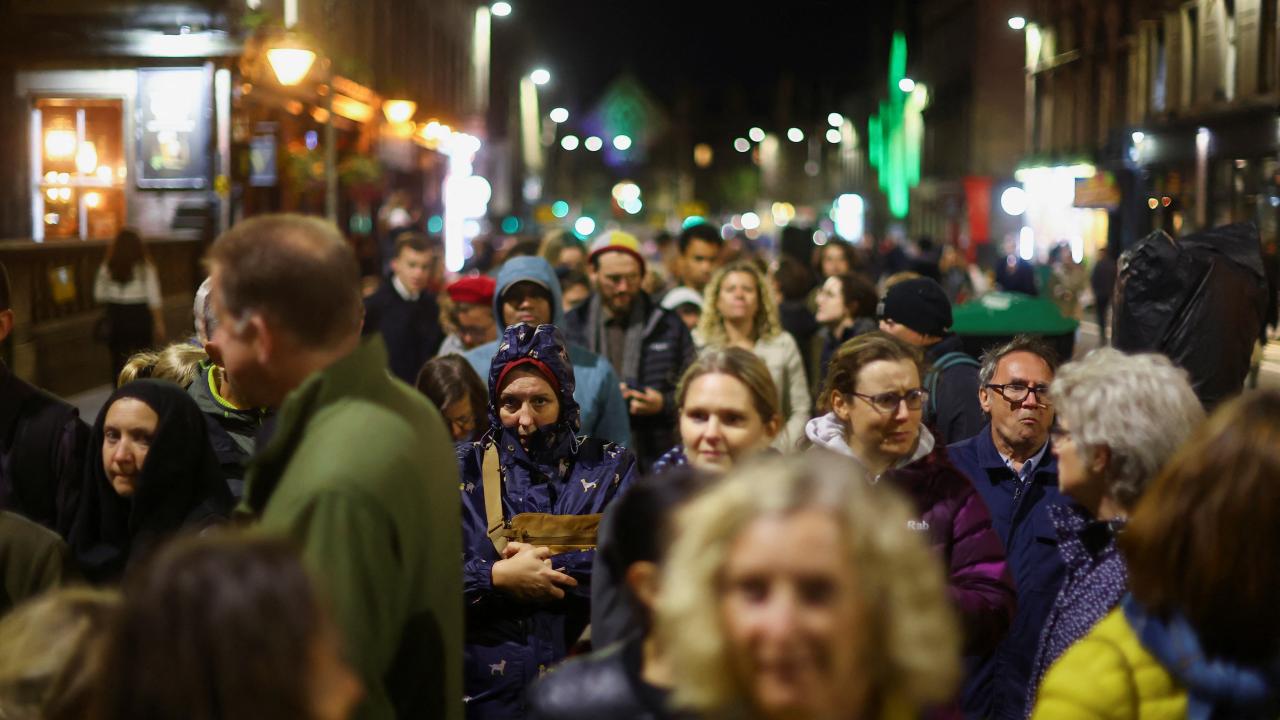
[581, 478, 598, 492]
[907, 519, 930, 532]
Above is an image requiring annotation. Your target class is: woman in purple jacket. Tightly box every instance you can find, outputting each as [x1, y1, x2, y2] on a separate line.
[806, 331, 1014, 710]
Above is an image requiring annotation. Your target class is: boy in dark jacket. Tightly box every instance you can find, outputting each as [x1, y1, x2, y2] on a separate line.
[362, 233, 445, 383]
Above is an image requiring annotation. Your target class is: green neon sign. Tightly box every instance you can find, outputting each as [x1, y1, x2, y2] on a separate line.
[868, 31, 926, 219]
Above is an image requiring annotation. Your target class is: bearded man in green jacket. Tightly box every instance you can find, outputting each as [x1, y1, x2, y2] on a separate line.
[206, 214, 462, 720]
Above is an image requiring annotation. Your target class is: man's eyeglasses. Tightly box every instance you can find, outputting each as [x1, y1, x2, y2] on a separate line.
[851, 388, 930, 414]
[985, 383, 1052, 405]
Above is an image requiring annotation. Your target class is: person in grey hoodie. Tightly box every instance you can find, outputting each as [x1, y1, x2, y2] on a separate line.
[463, 256, 631, 446]
[806, 331, 1014, 714]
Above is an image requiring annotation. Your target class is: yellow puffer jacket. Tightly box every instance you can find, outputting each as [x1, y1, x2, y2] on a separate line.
[1031, 608, 1187, 719]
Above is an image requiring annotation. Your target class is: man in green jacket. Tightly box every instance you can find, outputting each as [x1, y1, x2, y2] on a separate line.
[206, 214, 462, 720]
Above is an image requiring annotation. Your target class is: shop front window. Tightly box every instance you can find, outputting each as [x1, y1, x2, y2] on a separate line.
[32, 98, 126, 241]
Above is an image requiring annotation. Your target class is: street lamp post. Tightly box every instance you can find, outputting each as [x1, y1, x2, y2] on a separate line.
[266, 38, 340, 221]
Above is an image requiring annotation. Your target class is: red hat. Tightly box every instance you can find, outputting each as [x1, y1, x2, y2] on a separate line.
[446, 275, 496, 306]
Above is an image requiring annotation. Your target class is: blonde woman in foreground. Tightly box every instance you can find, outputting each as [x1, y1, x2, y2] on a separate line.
[656, 452, 961, 720]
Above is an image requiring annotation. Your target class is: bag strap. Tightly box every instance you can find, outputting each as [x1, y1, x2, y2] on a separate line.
[481, 444, 508, 553]
[925, 351, 979, 417]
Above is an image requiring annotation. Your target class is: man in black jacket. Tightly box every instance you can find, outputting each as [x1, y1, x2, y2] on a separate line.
[878, 277, 984, 445]
[0, 263, 89, 535]
[361, 233, 444, 383]
[564, 232, 696, 469]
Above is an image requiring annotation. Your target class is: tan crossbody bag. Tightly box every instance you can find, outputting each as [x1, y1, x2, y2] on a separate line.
[482, 445, 602, 555]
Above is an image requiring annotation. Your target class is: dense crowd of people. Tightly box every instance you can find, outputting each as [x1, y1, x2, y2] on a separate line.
[0, 213, 1278, 720]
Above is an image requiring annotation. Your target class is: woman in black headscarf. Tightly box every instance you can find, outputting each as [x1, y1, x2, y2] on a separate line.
[67, 379, 233, 583]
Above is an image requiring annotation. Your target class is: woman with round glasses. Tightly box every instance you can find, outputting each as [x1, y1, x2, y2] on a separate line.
[806, 331, 1014, 709]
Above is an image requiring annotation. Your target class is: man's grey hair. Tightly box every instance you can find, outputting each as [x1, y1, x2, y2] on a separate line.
[1051, 348, 1205, 508]
[978, 335, 1061, 386]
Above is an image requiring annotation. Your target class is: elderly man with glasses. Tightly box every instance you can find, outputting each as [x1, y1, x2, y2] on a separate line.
[948, 335, 1071, 720]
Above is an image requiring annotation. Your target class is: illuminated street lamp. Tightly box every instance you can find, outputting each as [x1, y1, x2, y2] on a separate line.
[899, 77, 916, 93]
[1008, 16, 1027, 30]
[827, 113, 844, 127]
[530, 68, 551, 86]
[786, 127, 803, 143]
[382, 99, 417, 124]
[549, 107, 569, 123]
[266, 45, 316, 86]
[748, 127, 765, 142]
[491, 1, 512, 17]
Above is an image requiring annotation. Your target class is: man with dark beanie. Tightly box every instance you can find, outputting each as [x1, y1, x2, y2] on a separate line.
[878, 277, 984, 444]
[0, 263, 89, 534]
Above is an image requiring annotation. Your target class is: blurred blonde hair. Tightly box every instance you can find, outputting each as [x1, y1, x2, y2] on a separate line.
[695, 261, 783, 347]
[116, 343, 208, 388]
[656, 452, 960, 718]
[0, 587, 119, 720]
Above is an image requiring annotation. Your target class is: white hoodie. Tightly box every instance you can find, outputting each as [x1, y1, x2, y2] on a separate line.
[803, 412, 935, 482]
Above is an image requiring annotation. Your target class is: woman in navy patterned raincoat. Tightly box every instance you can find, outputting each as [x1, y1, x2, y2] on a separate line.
[457, 323, 638, 719]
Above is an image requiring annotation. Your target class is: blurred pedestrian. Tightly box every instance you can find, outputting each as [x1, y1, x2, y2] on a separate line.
[1089, 248, 1117, 344]
[438, 275, 498, 356]
[207, 214, 462, 720]
[457, 324, 637, 719]
[1033, 390, 1280, 719]
[667, 223, 723, 297]
[94, 228, 165, 382]
[565, 232, 696, 469]
[362, 233, 445, 383]
[995, 248, 1038, 296]
[0, 509, 78, 616]
[593, 348, 782, 648]
[772, 256, 820, 389]
[0, 586, 118, 720]
[558, 268, 593, 313]
[463, 256, 631, 446]
[190, 277, 269, 500]
[1022, 348, 1203, 717]
[1045, 244, 1086, 321]
[812, 272, 879, 396]
[539, 229, 586, 273]
[695, 262, 811, 449]
[910, 235, 943, 283]
[656, 452, 962, 720]
[948, 336, 1067, 720]
[529, 468, 706, 720]
[807, 332, 1014, 707]
[415, 354, 488, 443]
[879, 278, 984, 444]
[659, 286, 703, 331]
[939, 243, 974, 304]
[0, 262, 88, 535]
[88, 533, 363, 720]
[67, 380, 232, 583]
[812, 239, 860, 282]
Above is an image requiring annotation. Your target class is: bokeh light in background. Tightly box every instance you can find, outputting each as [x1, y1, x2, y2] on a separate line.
[551, 200, 570, 218]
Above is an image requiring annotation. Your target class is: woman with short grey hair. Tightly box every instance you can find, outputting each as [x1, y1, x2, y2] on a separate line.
[1023, 347, 1204, 717]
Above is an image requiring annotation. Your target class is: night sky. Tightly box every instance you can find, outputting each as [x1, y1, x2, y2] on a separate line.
[491, 0, 899, 143]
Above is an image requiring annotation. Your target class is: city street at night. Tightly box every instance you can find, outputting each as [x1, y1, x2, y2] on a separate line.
[0, 2, 1278, 720]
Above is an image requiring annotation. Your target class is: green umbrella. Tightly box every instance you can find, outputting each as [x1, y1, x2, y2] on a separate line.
[952, 292, 1079, 336]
